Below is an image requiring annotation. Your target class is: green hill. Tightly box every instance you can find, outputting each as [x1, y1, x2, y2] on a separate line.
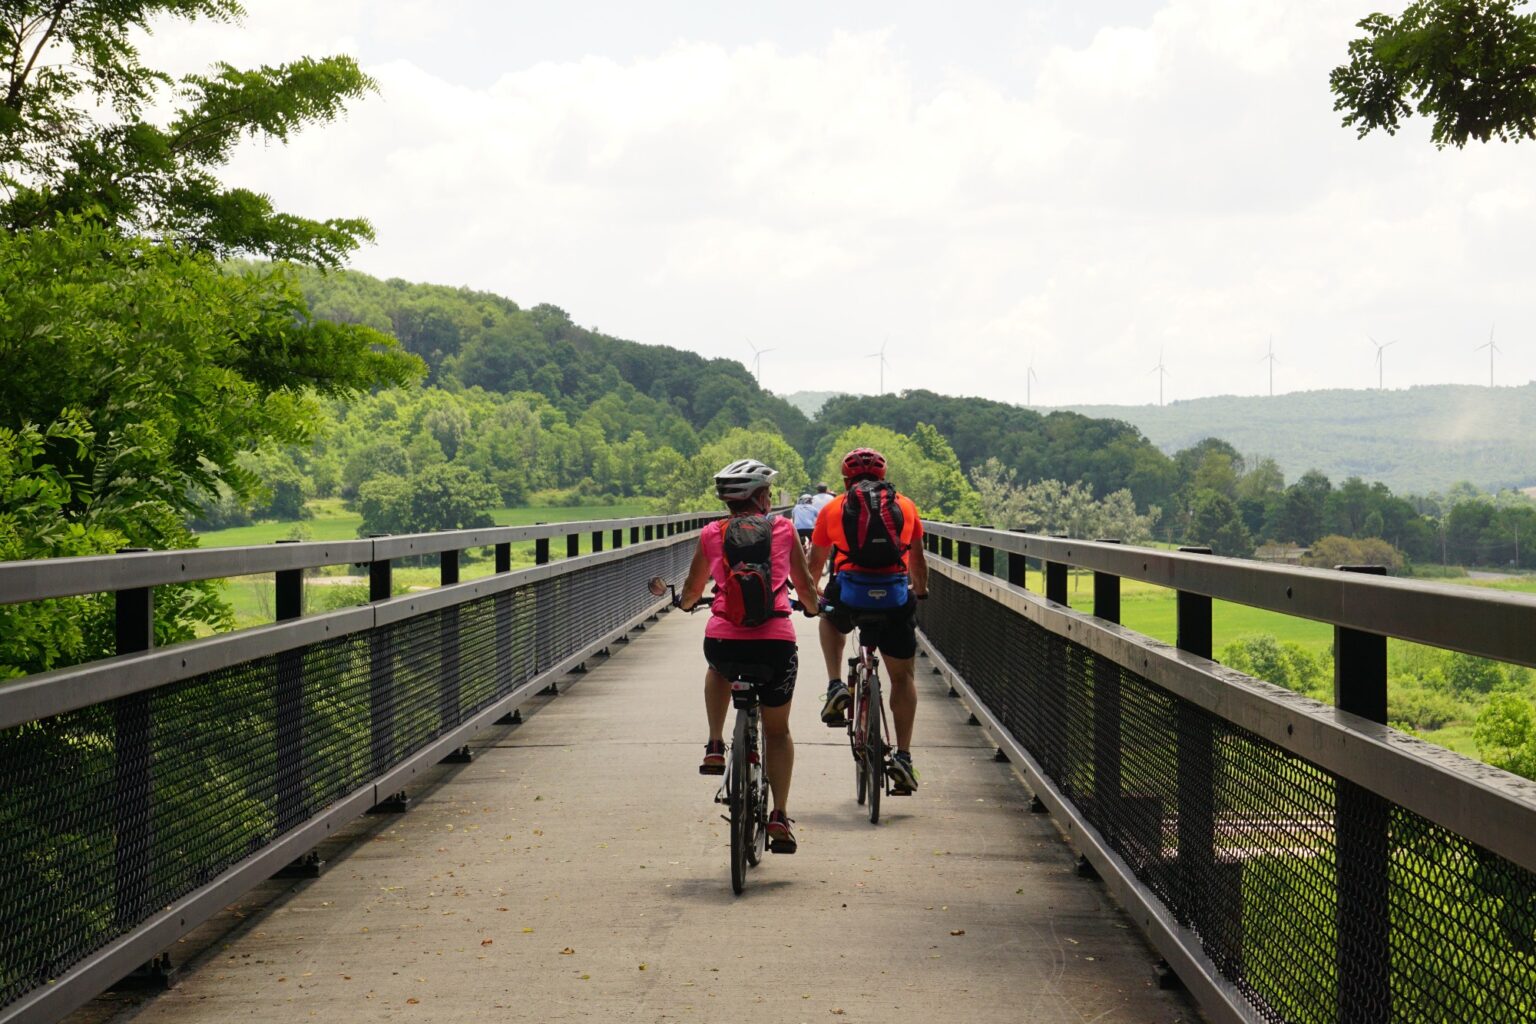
[779, 390, 844, 418]
[1061, 384, 1536, 494]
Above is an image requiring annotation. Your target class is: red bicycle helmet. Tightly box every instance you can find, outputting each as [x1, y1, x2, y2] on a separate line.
[840, 447, 887, 482]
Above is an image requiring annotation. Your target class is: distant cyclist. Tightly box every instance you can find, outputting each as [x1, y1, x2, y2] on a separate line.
[810, 482, 834, 514]
[678, 459, 821, 853]
[807, 448, 929, 791]
[790, 493, 818, 552]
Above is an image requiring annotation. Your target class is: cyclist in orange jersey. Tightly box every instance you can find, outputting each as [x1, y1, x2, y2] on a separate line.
[806, 447, 929, 791]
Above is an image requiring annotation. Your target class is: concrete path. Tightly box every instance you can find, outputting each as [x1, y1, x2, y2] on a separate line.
[87, 608, 1199, 1024]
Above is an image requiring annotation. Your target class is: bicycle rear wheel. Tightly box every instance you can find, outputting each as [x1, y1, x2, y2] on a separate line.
[866, 673, 883, 825]
[746, 714, 766, 867]
[729, 711, 751, 894]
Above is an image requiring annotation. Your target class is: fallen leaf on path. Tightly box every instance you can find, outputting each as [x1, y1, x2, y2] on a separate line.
[949, 930, 965, 936]
[406, 997, 420, 1005]
[522, 928, 534, 934]
[560, 947, 575, 955]
[481, 939, 493, 946]
[638, 963, 647, 971]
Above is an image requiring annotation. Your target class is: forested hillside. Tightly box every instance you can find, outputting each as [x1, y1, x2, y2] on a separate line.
[293, 267, 814, 450]
[1062, 384, 1536, 494]
[816, 390, 1180, 510]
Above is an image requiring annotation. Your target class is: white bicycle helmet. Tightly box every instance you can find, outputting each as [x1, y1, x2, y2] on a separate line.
[714, 458, 778, 500]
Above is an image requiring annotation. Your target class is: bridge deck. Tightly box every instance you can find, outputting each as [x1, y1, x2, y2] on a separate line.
[79, 610, 1197, 1023]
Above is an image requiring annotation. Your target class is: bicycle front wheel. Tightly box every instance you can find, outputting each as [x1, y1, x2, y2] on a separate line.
[852, 678, 868, 806]
[729, 711, 751, 894]
[866, 673, 883, 825]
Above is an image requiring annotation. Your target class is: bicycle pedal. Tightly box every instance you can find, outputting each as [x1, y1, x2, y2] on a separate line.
[889, 786, 913, 796]
[699, 764, 724, 776]
[824, 716, 848, 728]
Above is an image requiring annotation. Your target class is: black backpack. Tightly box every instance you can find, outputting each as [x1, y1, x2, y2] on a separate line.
[717, 515, 785, 627]
[839, 481, 907, 569]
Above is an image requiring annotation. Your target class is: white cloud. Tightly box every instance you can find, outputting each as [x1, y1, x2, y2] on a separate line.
[135, 1, 1536, 405]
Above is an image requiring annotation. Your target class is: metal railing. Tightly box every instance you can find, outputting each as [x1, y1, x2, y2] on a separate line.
[0, 512, 717, 1024]
[916, 522, 1536, 1024]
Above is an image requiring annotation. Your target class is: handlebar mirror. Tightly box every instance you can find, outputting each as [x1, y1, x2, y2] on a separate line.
[646, 576, 668, 597]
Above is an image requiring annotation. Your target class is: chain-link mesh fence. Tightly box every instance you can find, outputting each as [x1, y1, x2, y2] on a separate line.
[0, 540, 693, 1010]
[921, 569, 1536, 1023]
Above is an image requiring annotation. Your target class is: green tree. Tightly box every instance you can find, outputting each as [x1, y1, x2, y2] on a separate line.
[654, 427, 808, 513]
[356, 464, 499, 536]
[1187, 490, 1254, 557]
[1331, 0, 1536, 148]
[1474, 693, 1536, 778]
[817, 423, 980, 520]
[2, 1, 377, 264]
[1446, 652, 1507, 695]
[1, 222, 418, 548]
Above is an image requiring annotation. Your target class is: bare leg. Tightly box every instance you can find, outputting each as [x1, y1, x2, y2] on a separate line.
[705, 668, 730, 744]
[759, 702, 794, 813]
[884, 655, 917, 752]
[819, 617, 848, 682]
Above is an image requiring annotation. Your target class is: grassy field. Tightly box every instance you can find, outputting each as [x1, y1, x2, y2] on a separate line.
[206, 499, 654, 628]
[194, 497, 652, 548]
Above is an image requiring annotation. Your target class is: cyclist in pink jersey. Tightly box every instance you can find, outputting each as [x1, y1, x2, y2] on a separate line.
[678, 459, 820, 853]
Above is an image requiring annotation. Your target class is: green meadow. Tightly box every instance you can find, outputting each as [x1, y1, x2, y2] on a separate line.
[201, 499, 652, 628]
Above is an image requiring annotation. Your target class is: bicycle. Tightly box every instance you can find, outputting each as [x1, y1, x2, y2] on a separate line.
[845, 620, 906, 824]
[649, 576, 773, 894]
[798, 598, 906, 826]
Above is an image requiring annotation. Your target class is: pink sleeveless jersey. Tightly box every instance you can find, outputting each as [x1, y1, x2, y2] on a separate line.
[699, 515, 797, 642]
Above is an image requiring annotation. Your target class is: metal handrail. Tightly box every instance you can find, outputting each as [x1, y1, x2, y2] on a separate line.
[923, 521, 1536, 668]
[0, 511, 718, 605]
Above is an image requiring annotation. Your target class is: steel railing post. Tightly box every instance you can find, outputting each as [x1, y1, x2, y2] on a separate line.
[1334, 564, 1390, 1024]
[535, 525, 550, 566]
[592, 529, 604, 553]
[1090, 538, 1122, 837]
[495, 542, 511, 574]
[113, 549, 154, 931]
[274, 541, 305, 837]
[631, 525, 641, 545]
[978, 544, 994, 576]
[612, 527, 623, 549]
[1093, 539, 1121, 623]
[439, 550, 462, 756]
[566, 532, 580, 559]
[366, 539, 401, 809]
[645, 524, 654, 541]
[1044, 560, 1068, 605]
[1007, 528, 1028, 588]
[939, 535, 953, 561]
[957, 536, 972, 568]
[1174, 546, 1214, 931]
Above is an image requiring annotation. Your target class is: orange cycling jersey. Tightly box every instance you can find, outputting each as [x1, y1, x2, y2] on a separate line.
[811, 491, 924, 574]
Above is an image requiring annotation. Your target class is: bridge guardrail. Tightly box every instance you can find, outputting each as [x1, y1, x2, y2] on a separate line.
[0, 511, 718, 1024]
[917, 522, 1536, 1024]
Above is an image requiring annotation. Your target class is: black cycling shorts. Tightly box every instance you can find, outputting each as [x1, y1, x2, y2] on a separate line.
[796, 528, 813, 542]
[702, 638, 799, 708]
[823, 583, 918, 661]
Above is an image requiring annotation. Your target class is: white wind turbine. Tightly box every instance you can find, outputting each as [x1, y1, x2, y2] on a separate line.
[1026, 353, 1040, 407]
[1369, 336, 1397, 390]
[867, 340, 891, 394]
[746, 339, 776, 384]
[1260, 337, 1278, 397]
[1149, 349, 1170, 406]
[1475, 324, 1500, 388]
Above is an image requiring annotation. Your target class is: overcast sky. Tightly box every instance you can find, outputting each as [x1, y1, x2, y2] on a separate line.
[141, 1, 1535, 407]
